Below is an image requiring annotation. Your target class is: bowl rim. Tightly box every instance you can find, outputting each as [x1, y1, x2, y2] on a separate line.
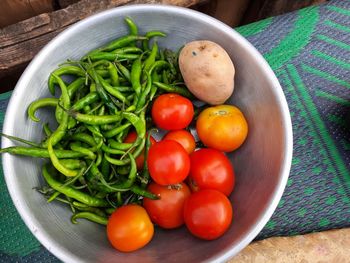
[2, 4, 293, 263]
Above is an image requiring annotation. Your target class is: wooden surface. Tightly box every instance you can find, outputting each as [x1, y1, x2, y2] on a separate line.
[197, 0, 251, 27]
[0, 0, 54, 28]
[242, 0, 328, 24]
[57, 0, 80, 8]
[230, 228, 350, 262]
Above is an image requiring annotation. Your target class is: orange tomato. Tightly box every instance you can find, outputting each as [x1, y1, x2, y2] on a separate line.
[196, 105, 248, 152]
[107, 205, 154, 252]
[163, 130, 196, 154]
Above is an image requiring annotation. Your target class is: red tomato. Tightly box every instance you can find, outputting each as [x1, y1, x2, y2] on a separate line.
[143, 182, 191, 229]
[124, 131, 156, 170]
[183, 189, 233, 240]
[151, 93, 194, 130]
[107, 205, 154, 252]
[188, 148, 235, 196]
[147, 140, 190, 185]
[163, 130, 196, 154]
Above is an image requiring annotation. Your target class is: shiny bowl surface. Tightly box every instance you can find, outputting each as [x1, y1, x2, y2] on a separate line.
[2, 5, 293, 263]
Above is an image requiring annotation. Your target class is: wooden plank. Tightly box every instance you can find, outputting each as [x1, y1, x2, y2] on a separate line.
[57, 0, 80, 9]
[213, 0, 250, 27]
[0, 0, 207, 79]
[242, 0, 327, 24]
[229, 228, 350, 262]
[0, 0, 54, 28]
[197, 0, 251, 27]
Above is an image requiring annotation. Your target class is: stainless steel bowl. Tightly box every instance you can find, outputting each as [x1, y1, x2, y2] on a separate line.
[2, 5, 293, 263]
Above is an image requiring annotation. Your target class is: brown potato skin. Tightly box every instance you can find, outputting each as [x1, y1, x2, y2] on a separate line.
[179, 40, 235, 105]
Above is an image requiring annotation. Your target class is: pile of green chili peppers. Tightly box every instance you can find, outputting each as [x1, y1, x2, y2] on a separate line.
[0, 17, 193, 226]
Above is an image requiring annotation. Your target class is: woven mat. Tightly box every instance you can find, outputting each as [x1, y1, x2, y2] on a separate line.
[1, 0, 350, 261]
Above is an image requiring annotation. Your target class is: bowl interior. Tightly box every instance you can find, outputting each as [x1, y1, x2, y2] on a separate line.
[2, 5, 292, 263]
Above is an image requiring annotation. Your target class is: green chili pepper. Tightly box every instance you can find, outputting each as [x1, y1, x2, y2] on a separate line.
[143, 42, 158, 71]
[89, 67, 119, 114]
[71, 212, 108, 225]
[87, 52, 140, 62]
[70, 142, 96, 160]
[130, 55, 143, 96]
[27, 98, 58, 122]
[111, 47, 142, 54]
[90, 83, 96, 93]
[108, 139, 133, 151]
[104, 138, 145, 166]
[153, 81, 194, 99]
[96, 153, 137, 191]
[125, 17, 138, 36]
[0, 133, 40, 147]
[100, 156, 110, 179]
[43, 123, 52, 137]
[48, 138, 79, 177]
[0, 146, 86, 158]
[95, 69, 109, 78]
[95, 150, 103, 167]
[47, 191, 61, 203]
[69, 111, 122, 125]
[112, 86, 133, 93]
[148, 60, 170, 75]
[96, 74, 129, 105]
[123, 111, 146, 138]
[107, 62, 119, 86]
[67, 78, 86, 98]
[43, 74, 71, 147]
[59, 159, 86, 170]
[115, 62, 131, 82]
[101, 144, 126, 155]
[85, 124, 104, 138]
[103, 122, 132, 138]
[131, 185, 158, 200]
[100, 35, 147, 52]
[150, 71, 160, 100]
[70, 133, 98, 151]
[113, 153, 137, 186]
[72, 202, 106, 217]
[42, 164, 108, 207]
[136, 71, 152, 111]
[142, 31, 166, 51]
[140, 131, 154, 188]
[71, 92, 99, 111]
[48, 66, 86, 95]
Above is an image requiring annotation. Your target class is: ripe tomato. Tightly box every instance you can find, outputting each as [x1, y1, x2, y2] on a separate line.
[183, 189, 233, 240]
[163, 130, 196, 154]
[147, 140, 190, 185]
[151, 93, 194, 130]
[124, 131, 156, 170]
[107, 204, 154, 252]
[143, 182, 191, 229]
[196, 105, 248, 152]
[188, 148, 235, 196]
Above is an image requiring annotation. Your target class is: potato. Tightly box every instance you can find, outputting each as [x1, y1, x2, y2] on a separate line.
[179, 40, 235, 105]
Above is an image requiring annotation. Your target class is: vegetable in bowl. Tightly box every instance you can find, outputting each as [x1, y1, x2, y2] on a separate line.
[1, 16, 248, 253]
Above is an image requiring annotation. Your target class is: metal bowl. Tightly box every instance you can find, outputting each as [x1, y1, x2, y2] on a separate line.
[2, 5, 293, 263]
